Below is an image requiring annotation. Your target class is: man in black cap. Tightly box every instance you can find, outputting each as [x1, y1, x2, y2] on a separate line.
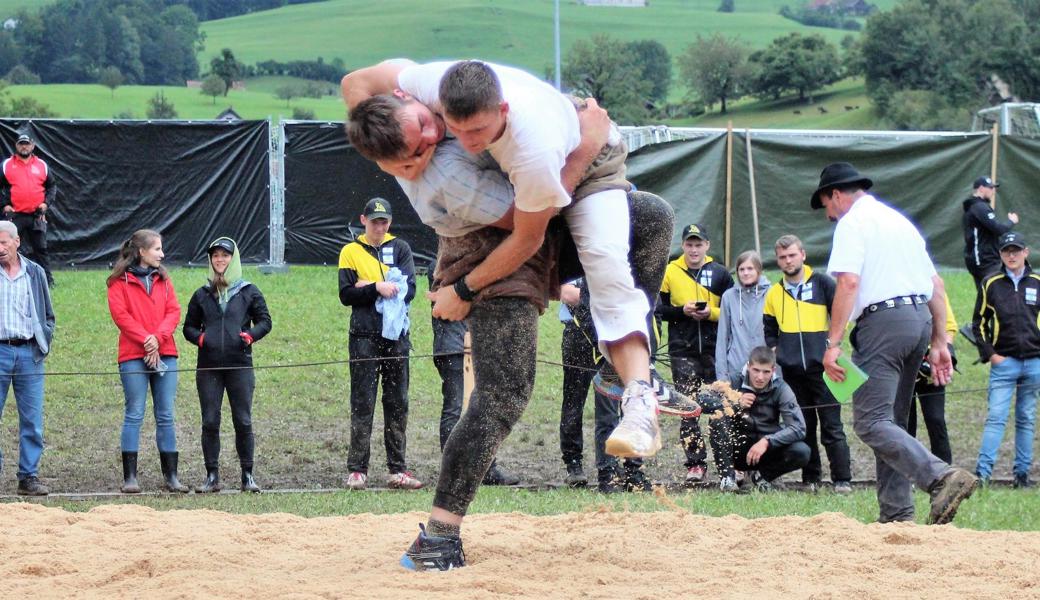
[0, 133, 57, 286]
[972, 231, 1040, 489]
[963, 175, 1019, 291]
[337, 197, 422, 491]
[812, 162, 977, 525]
[657, 223, 733, 486]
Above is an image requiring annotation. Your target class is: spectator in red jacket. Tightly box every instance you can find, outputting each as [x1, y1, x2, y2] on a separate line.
[1, 133, 57, 286]
[106, 229, 188, 494]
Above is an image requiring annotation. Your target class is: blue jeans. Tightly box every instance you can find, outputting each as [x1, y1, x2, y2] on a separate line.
[0, 343, 45, 480]
[976, 356, 1040, 480]
[119, 357, 179, 453]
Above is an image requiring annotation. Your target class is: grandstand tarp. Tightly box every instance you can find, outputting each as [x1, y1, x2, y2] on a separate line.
[0, 119, 271, 265]
[281, 121, 437, 265]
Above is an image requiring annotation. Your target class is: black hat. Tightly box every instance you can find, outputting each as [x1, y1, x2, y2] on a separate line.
[363, 197, 392, 219]
[810, 162, 873, 210]
[998, 231, 1027, 251]
[15, 133, 32, 144]
[207, 237, 236, 255]
[681, 223, 709, 241]
[973, 176, 999, 189]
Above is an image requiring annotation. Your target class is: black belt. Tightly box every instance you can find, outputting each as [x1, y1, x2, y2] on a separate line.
[865, 295, 928, 314]
[0, 338, 30, 346]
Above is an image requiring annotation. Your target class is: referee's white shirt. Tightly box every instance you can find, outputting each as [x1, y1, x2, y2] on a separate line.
[826, 194, 937, 321]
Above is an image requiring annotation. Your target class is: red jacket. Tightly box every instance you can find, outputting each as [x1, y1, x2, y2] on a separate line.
[2, 155, 55, 213]
[107, 272, 181, 363]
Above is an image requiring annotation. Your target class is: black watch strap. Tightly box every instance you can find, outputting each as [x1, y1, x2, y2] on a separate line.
[453, 277, 478, 302]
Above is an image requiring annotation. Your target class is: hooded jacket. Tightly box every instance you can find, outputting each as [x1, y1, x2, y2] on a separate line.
[715, 274, 771, 382]
[729, 368, 806, 448]
[762, 265, 835, 374]
[657, 255, 733, 358]
[972, 262, 1040, 362]
[962, 195, 1014, 274]
[338, 232, 416, 337]
[183, 238, 272, 368]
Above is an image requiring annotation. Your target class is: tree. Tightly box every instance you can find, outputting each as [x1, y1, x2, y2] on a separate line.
[292, 107, 315, 120]
[146, 90, 177, 119]
[99, 66, 124, 98]
[275, 84, 301, 107]
[677, 34, 750, 114]
[200, 74, 226, 104]
[748, 33, 841, 103]
[209, 48, 243, 97]
[626, 39, 671, 103]
[5, 65, 40, 85]
[562, 34, 652, 124]
[718, 0, 735, 12]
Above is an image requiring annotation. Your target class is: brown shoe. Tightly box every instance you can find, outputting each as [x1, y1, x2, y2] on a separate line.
[928, 468, 978, 525]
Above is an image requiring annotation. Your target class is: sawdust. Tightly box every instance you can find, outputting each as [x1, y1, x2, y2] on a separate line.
[1, 502, 1038, 599]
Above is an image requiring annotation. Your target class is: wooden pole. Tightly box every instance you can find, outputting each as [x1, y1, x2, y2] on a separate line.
[745, 129, 761, 255]
[725, 121, 733, 266]
[462, 331, 474, 412]
[990, 123, 1000, 209]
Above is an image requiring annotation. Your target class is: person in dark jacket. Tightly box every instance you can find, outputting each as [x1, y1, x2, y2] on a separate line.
[338, 198, 420, 491]
[183, 237, 272, 493]
[711, 346, 810, 491]
[972, 231, 1040, 488]
[963, 176, 1019, 290]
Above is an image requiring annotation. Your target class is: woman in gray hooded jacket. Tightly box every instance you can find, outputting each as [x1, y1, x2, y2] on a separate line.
[715, 251, 771, 383]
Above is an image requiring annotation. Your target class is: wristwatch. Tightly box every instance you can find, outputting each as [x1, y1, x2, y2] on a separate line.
[825, 338, 841, 349]
[453, 277, 479, 302]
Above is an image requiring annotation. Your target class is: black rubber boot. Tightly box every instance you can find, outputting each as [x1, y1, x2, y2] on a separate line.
[241, 469, 261, 493]
[159, 451, 189, 493]
[120, 452, 141, 494]
[195, 469, 222, 493]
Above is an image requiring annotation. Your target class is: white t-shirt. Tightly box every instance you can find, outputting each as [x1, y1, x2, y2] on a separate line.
[826, 194, 937, 320]
[397, 60, 580, 213]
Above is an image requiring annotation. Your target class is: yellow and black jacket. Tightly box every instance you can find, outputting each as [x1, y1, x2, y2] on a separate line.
[657, 255, 733, 358]
[972, 263, 1040, 362]
[338, 233, 416, 337]
[762, 265, 835, 374]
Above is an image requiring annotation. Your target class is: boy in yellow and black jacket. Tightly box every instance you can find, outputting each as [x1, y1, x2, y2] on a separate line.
[337, 198, 419, 490]
[763, 235, 851, 491]
[656, 224, 733, 484]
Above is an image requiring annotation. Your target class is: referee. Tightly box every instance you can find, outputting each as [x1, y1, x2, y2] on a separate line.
[812, 162, 977, 525]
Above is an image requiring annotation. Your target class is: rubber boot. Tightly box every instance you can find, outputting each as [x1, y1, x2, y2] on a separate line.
[159, 451, 189, 493]
[241, 469, 261, 493]
[195, 468, 222, 493]
[120, 452, 141, 494]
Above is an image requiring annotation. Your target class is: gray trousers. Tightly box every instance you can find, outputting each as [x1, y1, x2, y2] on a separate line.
[850, 305, 949, 522]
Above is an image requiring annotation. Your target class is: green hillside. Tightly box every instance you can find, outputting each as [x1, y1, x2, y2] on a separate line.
[0, 0, 43, 18]
[199, 0, 884, 74]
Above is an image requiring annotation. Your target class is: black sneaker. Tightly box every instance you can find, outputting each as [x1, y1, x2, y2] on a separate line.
[625, 468, 654, 492]
[482, 464, 520, 486]
[400, 523, 466, 571]
[597, 466, 625, 494]
[564, 463, 588, 488]
[17, 475, 49, 496]
[1013, 473, 1033, 489]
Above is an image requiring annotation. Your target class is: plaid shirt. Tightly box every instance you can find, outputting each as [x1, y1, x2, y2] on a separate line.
[0, 254, 34, 340]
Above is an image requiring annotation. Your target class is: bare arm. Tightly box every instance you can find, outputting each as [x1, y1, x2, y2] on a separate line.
[341, 60, 414, 111]
[822, 272, 858, 382]
[926, 275, 953, 385]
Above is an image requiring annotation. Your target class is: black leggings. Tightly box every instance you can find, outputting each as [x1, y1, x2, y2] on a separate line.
[197, 368, 255, 471]
[434, 298, 538, 516]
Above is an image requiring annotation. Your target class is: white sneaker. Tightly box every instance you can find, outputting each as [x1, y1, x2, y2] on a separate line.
[346, 471, 368, 490]
[604, 381, 662, 458]
[388, 471, 424, 490]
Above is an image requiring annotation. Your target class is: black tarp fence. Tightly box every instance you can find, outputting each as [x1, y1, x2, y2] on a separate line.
[0, 119, 270, 265]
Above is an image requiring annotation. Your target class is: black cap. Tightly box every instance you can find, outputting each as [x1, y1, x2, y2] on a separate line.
[999, 231, 1027, 251]
[973, 176, 999, 189]
[363, 197, 392, 219]
[681, 223, 709, 241]
[810, 162, 873, 209]
[207, 238, 236, 255]
[15, 133, 32, 144]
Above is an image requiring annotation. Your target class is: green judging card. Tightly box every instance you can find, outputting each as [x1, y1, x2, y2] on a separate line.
[824, 356, 868, 403]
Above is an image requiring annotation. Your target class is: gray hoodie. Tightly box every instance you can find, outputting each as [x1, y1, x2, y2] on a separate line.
[715, 274, 770, 382]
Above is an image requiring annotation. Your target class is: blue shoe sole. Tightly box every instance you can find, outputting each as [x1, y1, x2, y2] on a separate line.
[400, 553, 418, 570]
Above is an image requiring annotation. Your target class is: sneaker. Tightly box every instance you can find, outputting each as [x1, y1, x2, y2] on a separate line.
[594, 367, 701, 417]
[482, 464, 520, 486]
[1013, 473, 1033, 489]
[804, 481, 820, 494]
[345, 471, 367, 490]
[625, 468, 654, 492]
[604, 381, 662, 458]
[400, 523, 466, 571]
[754, 473, 786, 492]
[719, 474, 739, 493]
[597, 466, 625, 494]
[17, 475, 49, 496]
[564, 463, 588, 488]
[927, 468, 978, 525]
[833, 480, 853, 494]
[388, 471, 424, 490]
[685, 465, 707, 487]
